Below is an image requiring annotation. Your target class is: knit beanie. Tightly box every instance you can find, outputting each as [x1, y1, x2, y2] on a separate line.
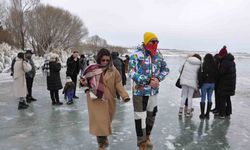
[144, 32, 158, 45]
[219, 46, 228, 58]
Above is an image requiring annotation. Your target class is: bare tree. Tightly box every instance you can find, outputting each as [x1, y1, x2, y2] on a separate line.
[0, 1, 7, 27]
[26, 4, 88, 55]
[85, 35, 108, 46]
[5, 0, 40, 50]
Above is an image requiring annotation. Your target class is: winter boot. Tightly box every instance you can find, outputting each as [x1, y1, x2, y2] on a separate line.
[184, 106, 188, 115]
[18, 102, 29, 110]
[51, 99, 57, 105]
[199, 102, 205, 119]
[139, 142, 147, 150]
[56, 99, 63, 105]
[178, 107, 183, 116]
[205, 102, 212, 119]
[98, 145, 105, 150]
[146, 135, 153, 147]
[185, 109, 192, 117]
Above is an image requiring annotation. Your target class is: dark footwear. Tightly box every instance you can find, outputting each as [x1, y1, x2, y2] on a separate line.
[199, 102, 205, 119]
[205, 102, 212, 119]
[139, 142, 147, 150]
[226, 115, 231, 119]
[52, 101, 57, 105]
[56, 101, 63, 105]
[146, 135, 153, 147]
[18, 102, 29, 110]
[67, 101, 74, 105]
[31, 97, 37, 101]
[73, 96, 79, 99]
[178, 107, 183, 116]
[26, 98, 32, 103]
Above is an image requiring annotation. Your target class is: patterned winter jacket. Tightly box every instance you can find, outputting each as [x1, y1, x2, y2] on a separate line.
[129, 46, 169, 96]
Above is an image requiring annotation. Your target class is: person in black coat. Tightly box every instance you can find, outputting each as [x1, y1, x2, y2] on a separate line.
[199, 53, 218, 119]
[47, 53, 63, 105]
[217, 46, 236, 119]
[25, 50, 37, 103]
[111, 52, 127, 99]
[211, 54, 221, 114]
[66, 50, 80, 99]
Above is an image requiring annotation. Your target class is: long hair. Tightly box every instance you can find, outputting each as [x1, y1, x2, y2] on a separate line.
[96, 48, 113, 69]
[203, 53, 217, 72]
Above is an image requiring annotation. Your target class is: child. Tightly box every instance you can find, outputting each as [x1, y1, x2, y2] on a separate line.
[63, 76, 75, 105]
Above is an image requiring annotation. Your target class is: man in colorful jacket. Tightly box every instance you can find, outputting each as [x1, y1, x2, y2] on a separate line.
[129, 32, 169, 149]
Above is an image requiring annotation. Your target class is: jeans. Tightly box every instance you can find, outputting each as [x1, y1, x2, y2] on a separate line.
[201, 83, 215, 103]
[66, 89, 74, 102]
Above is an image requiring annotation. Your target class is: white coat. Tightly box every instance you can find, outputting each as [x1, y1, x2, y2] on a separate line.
[13, 58, 32, 97]
[180, 57, 201, 89]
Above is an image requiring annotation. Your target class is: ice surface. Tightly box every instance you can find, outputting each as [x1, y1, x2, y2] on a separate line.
[0, 56, 250, 150]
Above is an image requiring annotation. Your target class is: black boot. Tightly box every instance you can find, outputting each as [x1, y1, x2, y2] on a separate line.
[205, 102, 212, 119]
[56, 99, 63, 105]
[52, 100, 57, 105]
[18, 102, 29, 110]
[26, 97, 32, 103]
[199, 102, 205, 119]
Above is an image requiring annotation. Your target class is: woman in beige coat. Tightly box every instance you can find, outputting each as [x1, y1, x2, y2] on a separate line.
[80, 48, 130, 150]
[13, 52, 32, 110]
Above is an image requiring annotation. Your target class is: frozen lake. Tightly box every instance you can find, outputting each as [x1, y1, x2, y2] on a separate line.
[0, 56, 250, 150]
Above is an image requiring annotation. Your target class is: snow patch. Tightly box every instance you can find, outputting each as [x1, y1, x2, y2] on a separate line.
[26, 112, 34, 117]
[164, 141, 175, 149]
[3, 116, 14, 121]
[165, 135, 176, 140]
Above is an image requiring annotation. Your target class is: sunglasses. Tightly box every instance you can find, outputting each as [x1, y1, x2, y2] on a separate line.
[101, 59, 110, 62]
[149, 40, 159, 44]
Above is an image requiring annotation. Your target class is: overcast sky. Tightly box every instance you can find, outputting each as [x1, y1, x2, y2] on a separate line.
[41, 0, 250, 52]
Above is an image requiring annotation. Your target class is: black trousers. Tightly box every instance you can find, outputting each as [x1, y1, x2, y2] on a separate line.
[70, 75, 77, 96]
[50, 90, 59, 102]
[214, 89, 220, 111]
[26, 77, 34, 98]
[219, 95, 232, 116]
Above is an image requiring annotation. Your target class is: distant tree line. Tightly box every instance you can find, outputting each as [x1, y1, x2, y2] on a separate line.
[0, 0, 127, 56]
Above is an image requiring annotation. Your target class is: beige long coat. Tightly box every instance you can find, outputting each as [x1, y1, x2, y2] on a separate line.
[86, 66, 129, 136]
[13, 58, 32, 97]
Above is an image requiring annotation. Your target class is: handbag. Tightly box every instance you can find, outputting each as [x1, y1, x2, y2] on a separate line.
[175, 61, 186, 89]
[193, 89, 201, 98]
[175, 78, 181, 88]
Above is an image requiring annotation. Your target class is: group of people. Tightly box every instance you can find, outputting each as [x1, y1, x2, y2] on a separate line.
[177, 45, 236, 120]
[11, 31, 236, 150]
[79, 32, 169, 150]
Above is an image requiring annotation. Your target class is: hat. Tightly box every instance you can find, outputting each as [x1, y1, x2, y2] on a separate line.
[49, 53, 59, 61]
[25, 49, 33, 54]
[17, 52, 24, 59]
[219, 46, 228, 58]
[66, 76, 72, 82]
[144, 32, 158, 45]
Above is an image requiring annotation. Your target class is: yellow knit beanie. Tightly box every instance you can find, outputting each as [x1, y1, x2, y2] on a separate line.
[144, 32, 158, 45]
